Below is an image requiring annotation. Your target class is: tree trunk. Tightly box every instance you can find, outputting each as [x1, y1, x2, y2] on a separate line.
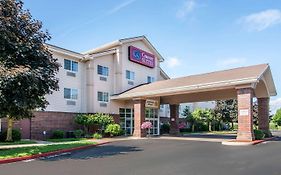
[208, 122, 212, 132]
[192, 124, 195, 132]
[6, 117, 14, 142]
[231, 121, 234, 130]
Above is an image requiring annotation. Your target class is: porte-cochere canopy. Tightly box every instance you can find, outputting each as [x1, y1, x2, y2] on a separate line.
[112, 64, 277, 141]
[112, 64, 276, 102]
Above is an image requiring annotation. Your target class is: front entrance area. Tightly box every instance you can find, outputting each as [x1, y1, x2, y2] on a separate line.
[120, 108, 159, 136]
[145, 108, 160, 135]
[112, 64, 277, 141]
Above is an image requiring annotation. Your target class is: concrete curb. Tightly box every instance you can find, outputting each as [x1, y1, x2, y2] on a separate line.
[0, 142, 110, 165]
[221, 137, 277, 146]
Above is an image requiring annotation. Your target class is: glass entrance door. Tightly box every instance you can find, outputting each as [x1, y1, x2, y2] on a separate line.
[145, 108, 160, 135]
[119, 108, 134, 135]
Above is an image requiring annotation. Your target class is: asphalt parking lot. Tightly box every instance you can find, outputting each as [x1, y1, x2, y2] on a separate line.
[1, 134, 281, 175]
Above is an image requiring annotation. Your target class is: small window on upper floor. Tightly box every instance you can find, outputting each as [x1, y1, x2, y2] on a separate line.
[126, 70, 135, 80]
[98, 91, 109, 102]
[64, 59, 78, 72]
[147, 76, 155, 83]
[64, 88, 78, 100]
[97, 65, 109, 76]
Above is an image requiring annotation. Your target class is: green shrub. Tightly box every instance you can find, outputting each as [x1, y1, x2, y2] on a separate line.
[262, 130, 272, 138]
[254, 129, 265, 140]
[52, 130, 64, 139]
[0, 129, 21, 142]
[105, 124, 122, 136]
[179, 128, 191, 133]
[93, 133, 102, 139]
[195, 122, 208, 132]
[160, 123, 170, 134]
[74, 129, 84, 138]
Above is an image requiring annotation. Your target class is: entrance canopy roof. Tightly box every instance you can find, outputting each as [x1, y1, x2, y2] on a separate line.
[111, 64, 276, 103]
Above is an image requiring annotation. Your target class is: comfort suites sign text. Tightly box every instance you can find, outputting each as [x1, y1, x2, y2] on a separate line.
[128, 46, 155, 68]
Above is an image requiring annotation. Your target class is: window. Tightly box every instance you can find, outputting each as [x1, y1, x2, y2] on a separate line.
[64, 88, 78, 100]
[97, 65, 109, 76]
[126, 70, 135, 80]
[147, 76, 155, 83]
[64, 59, 78, 72]
[98, 91, 109, 102]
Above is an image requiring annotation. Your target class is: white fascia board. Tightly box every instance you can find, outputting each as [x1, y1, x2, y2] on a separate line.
[112, 77, 258, 99]
[48, 45, 84, 61]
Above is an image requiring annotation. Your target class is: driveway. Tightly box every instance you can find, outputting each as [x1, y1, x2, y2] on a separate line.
[1, 133, 281, 175]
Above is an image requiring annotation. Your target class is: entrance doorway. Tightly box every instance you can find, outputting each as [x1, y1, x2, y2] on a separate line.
[119, 108, 160, 136]
[145, 108, 160, 135]
[119, 108, 134, 135]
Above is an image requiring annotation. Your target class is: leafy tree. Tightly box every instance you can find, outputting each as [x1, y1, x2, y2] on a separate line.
[253, 101, 259, 127]
[182, 106, 195, 132]
[74, 114, 92, 134]
[214, 99, 237, 130]
[0, 0, 59, 141]
[74, 113, 114, 134]
[272, 109, 281, 127]
[191, 109, 205, 131]
[203, 109, 215, 132]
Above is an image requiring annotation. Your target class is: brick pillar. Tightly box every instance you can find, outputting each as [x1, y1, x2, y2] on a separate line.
[258, 97, 270, 132]
[170, 104, 179, 135]
[133, 99, 146, 137]
[236, 88, 255, 141]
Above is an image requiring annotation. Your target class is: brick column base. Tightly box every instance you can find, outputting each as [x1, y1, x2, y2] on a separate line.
[236, 88, 255, 141]
[133, 99, 146, 138]
[258, 97, 271, 136]
[169, 104, 179, 135]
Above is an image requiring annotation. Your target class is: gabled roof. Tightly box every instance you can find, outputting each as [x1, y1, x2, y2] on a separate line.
[160, 67, 170, 80]
[83, 35, 164, 62]
[46, 43, 85, 60]
[111, 64, 277, 100]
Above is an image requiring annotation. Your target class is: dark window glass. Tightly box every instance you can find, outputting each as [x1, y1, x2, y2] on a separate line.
[64, 59, 71, 70]
[64, 88, 71, 99]
[72, 61, 78, 72]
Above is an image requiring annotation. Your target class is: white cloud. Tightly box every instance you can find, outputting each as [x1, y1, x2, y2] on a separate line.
[216, 57, 246, 68]
[107, 0, 137, 15]
[166, 57, 181, 68]
[240, 9, 281, 31]
[176, 0, 196, 19]
[270, 98, 281, 114]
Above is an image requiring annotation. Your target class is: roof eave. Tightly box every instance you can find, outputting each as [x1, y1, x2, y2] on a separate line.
[111, 78, 258, 100]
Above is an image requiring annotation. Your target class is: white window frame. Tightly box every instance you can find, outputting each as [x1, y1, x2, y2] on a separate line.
[98, 91, 109, 102]
[97, 65, 109, 76]
[64, 88, 78, 100]
[147, 76, 155, 83]
[64, 59, 78, 72]
[126, 70, 135, 80]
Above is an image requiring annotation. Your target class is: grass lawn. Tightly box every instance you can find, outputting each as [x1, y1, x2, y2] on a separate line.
[0, 140, 37, 146]
[47, 138, 88, 142]
[0, 141, 96, 159]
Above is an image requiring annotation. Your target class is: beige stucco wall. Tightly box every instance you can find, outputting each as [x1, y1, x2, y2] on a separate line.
[45, 52, 86, 113]
[120, 40, 160, 92]
[45, 39, 166, 115]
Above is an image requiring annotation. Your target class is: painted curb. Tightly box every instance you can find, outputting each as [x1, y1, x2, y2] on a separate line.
[0, 142, 110, 165]
[221, 137, 277, 146]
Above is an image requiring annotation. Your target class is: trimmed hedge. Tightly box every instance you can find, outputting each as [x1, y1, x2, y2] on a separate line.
[52, 130, 64, 139]
[254, 129, 265, 140]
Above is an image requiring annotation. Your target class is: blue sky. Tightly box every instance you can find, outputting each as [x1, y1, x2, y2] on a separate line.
[23, 0, 281, 112]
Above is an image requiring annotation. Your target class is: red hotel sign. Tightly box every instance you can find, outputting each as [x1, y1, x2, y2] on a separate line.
[128, 46, 155, 68]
